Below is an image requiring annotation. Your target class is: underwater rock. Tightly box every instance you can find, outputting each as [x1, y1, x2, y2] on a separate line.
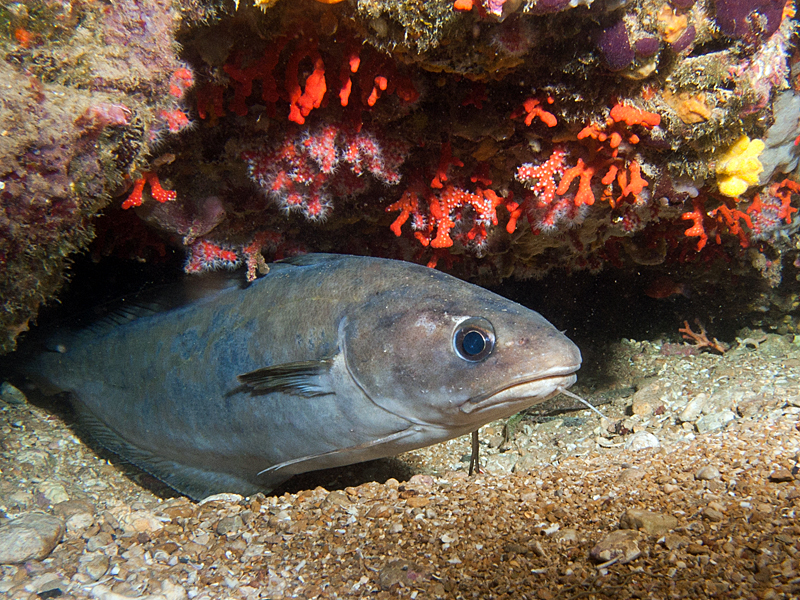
[0, 513, 64, 564]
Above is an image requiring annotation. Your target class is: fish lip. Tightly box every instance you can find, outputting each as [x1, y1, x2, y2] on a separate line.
[459, 364, 581, 415]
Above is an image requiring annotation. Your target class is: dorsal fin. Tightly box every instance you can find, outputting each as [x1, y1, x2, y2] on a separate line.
[273, 253, 351, 267]
[35, 270, 250, 352]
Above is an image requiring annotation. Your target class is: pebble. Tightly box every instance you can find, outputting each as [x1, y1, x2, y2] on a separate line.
[483, 453, 517, 474]
[37, 481, 70, 505]
[769, 469, 794, 483]
[590, 530, 644, 564]
[65, 511, 95, 535]
[695, 465, 722, 480]
[82, 553, 110, 580]
[617, 467, 645, 483]
[629, 382, 666, 416]
[6, 490, 34, 510]
[25, 573, 65, 595]
[199, 493, 242, 505]
[686, 542, 708, 555]
[407, 474, 434, 487]
[695, 410, 736, 433]
[663, 533, 689, 550]
[378, 559, 428, 591]
[0, 381, 27, 405]
[619, 508, 678, 536]
[322, 490, 351, 508]
[117, 509, 165, 535]
[90, 580, 187, 600]
[679, 394, 708, 423]
[216, 515, 243, 536]
[703, 507, 724, 522]
[554, 528, 578, 544]
[53, 499, 96, 519]
[625, 431, 660, 451]
[86, 531, 115, 552]
[0, 512, 64, 564]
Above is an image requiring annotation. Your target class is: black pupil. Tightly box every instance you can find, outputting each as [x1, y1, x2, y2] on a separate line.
[462, 330, 485, 356]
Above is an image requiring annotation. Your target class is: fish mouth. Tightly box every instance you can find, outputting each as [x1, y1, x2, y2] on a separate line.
[459, 364, 580, 415]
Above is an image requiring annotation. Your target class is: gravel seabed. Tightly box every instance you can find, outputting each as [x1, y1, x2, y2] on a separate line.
[2, 335, 800, 599]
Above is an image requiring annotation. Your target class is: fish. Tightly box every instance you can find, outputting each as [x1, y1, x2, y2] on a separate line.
[23, 254, 581, 500]
[644, 276, 692, 300]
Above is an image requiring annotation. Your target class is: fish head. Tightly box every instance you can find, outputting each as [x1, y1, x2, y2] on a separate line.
[342, 274, 581, 432]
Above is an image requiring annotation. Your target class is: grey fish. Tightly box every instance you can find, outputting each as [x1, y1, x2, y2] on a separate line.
[25, 254, 581, 500]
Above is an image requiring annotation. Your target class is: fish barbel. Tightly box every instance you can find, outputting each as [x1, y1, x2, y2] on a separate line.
[26, 255, 581, 499]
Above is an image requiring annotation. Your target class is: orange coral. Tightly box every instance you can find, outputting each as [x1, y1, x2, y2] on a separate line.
[387, 186, 507, 250]
[771, 178, 800, 223]
[609, 103, 661, 129]
[557, 103, 659, 206]
[556, 158, 598, 206]
[515, 97, 557, 128]
[681, 197, 708, 251]
[430, 143, 464, 189]
[710, 202, 752, 248]
[210, 27, 417, 124]
[122, 172, 177, 210]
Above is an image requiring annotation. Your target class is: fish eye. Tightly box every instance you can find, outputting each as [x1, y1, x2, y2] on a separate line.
[453, 317, 496, 362]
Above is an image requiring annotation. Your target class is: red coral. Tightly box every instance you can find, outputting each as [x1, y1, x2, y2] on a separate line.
[286, 42, 327, 125]
[710, 201, 753, 248]
[431, 142, 464, 189]
[609, 103, 661, 129]
[168, 68, 194, 99]
[681, 197, 708, 251]
[244, 125, 407, 221]
[516, 147, 566, 205]
[556, 158, 598, 207]
[184, 239, 240, 274]
[515, 102, 660, 223]
[387, 185, 506, 250]
[209, 27, 417, 125]
[159, 108, 191, 133]
[514, 97, 557, 127]
[771, 178, 800, 223]
[241, 231, 282, 282]
[122, 172, 177, 209]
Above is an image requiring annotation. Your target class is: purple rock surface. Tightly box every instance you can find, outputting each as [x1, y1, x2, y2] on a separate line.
[670, 24, 696, 52]
[597, 19, 634, 71]
[634, 36, 661, 58]
[714, 0, 785, 38]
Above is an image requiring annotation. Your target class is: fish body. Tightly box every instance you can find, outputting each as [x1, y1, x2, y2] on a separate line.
[26, 255, 581, 499]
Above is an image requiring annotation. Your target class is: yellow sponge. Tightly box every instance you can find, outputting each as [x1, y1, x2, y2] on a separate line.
[715, 135, 765, 198]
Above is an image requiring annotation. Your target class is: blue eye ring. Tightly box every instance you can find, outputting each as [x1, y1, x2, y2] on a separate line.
[453, 317, 496, 362]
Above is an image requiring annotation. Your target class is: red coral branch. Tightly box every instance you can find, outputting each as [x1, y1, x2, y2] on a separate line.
[514, 102, 660, 225]
[681, 197, 708, 251]
[771, 178, 800, 223]
[514, 97, 557, 127]
[209, 27, 417, 125]
[710, 201, 753, 248]
[430, 142, 464, 189]
[122, 172, 176, 210]
[679, 320, 726, 354]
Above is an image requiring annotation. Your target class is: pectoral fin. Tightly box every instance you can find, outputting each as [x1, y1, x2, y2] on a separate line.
[237, 357, 336, 397]
[256, 427, 418, 478]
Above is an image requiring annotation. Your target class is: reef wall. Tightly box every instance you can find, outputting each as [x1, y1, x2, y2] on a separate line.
[1, 0, 799, 352]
